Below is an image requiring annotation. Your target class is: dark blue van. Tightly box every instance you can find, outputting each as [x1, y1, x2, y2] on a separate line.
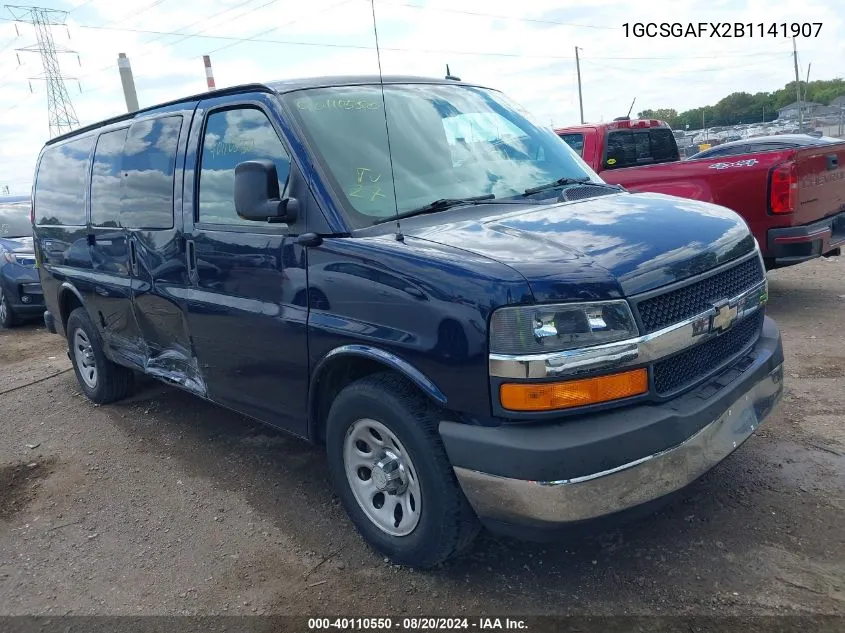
[32, 76, 784, 567]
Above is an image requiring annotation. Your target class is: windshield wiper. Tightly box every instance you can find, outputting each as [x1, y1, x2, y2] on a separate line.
[523, 177, 591, 196]
[374, 194, 495, 224]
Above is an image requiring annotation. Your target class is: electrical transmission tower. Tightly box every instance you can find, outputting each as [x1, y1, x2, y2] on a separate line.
[6, 5, 80, 138]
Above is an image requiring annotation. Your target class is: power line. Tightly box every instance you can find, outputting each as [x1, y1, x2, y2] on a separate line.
[72, 0, 280, 86]
[581, 54, 790, 75]
[0, 64, 26, 83]
[76, 0, 351, 98]
[206, 0, 353, 55]
[374, 0, 615, 30]
[0, 33, 17, 54]
[0, 91, 37, 116]
[138, 0, 265, 48]
[0, 0, 610, 30]
[59, 20, 796, 62]
[86, 0, 169, 29]
[68, 0, 97, 14]
[176, 0, 283, 54]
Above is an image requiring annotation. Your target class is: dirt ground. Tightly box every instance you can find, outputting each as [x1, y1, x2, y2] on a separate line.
[0, 256, 843, 618]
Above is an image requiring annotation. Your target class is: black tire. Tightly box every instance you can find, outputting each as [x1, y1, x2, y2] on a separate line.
[66, 307, 134, 404]
[325, 372, 480, 568]
[0, 286, 17, 328]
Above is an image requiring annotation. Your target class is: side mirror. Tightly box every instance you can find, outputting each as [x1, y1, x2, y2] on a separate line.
[234, 160, 298, 223]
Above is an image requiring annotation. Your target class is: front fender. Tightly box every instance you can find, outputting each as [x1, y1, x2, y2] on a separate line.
[308, 344, 448, 441]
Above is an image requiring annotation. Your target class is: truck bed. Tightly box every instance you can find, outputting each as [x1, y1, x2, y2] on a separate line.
[600, 142, 845, 263]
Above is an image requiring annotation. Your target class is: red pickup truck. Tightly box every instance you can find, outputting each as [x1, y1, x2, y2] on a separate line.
[555, 119, 845, 268]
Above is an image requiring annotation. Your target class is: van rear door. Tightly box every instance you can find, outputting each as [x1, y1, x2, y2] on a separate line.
[87, 125, 143, 359]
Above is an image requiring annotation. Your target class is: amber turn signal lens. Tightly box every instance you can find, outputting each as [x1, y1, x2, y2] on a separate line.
[500, 368, 648, 412]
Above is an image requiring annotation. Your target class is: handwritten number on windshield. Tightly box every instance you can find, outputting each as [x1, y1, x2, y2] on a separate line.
[350, 167, 386, 202]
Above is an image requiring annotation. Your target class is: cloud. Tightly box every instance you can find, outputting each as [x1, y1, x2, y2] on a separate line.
[2, 0, 843, 195]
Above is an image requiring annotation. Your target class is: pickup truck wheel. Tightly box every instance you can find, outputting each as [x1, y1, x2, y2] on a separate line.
[326, 372, 480, 568]
[66, 307, 134, 404]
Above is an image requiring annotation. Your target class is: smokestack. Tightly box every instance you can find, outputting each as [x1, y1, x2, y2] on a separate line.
[203, 55, 216, 91]
[117, 53, 139, 113]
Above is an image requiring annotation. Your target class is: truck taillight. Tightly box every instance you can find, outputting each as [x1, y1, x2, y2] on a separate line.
[769, 160, 797, 214]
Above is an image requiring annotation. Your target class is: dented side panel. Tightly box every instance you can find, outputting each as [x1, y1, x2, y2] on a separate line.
[127, 107, 207, 396]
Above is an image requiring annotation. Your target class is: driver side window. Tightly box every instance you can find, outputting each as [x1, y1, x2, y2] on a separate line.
[198, 107, 291, 226]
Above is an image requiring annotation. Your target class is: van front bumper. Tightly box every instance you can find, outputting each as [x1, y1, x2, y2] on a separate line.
[439, 317, 783, 532]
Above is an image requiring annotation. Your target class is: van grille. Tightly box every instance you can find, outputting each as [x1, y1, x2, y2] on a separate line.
[635, 256, 764, 334]
[652, 311, 764, 395]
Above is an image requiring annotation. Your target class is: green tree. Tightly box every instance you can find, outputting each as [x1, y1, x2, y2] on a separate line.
[637, 108, 679, 126]
[637, 77, 844, 130]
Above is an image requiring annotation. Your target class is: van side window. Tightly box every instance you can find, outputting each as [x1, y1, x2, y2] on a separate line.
[34, 135, 94, 226]
[91, 128, 129, 228]
[198, 108, 291, 226]
[121, 116, 182, 230]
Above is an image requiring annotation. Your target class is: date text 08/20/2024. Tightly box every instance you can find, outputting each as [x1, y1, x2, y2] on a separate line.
[622, 22, 822, 37]
[307, 618, 528, 630]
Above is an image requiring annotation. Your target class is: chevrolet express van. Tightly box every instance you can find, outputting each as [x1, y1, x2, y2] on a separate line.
[32, 76, 784, 567]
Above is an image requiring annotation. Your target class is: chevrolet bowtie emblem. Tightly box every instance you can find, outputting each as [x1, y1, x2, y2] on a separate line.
[711, 303, 739, 332]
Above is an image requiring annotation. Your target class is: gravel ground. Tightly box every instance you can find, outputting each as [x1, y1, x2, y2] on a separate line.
[0, 256, 843, 617]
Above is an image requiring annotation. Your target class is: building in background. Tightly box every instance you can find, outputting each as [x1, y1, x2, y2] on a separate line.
[777, 101, 823, 120]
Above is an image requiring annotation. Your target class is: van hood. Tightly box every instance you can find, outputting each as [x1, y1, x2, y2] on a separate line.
[401, 191, 756, 301]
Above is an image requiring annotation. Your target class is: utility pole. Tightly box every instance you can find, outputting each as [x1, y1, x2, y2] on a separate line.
[574, 46, 584, 124]
[117, 53, 139, 113]
[804, 62, 811, 103]
[792, 37, 802, 130]
[6, 5, 80, 139]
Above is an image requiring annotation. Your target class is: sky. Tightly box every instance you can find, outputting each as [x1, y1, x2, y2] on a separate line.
[0, 0, 843, 195]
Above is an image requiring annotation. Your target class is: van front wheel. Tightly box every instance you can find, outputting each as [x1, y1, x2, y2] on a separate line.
[66, 307, 134, 404]
[325, 372, 480, 568]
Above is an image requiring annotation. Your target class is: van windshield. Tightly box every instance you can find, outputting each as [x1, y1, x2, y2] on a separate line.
[282, 84, 599, 228]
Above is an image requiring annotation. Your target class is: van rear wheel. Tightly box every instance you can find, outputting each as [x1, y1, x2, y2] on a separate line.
[325, 372, 480, 568]
[66, 307, 134, 404]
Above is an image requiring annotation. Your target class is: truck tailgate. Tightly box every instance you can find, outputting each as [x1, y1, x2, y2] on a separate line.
[794, 142, 845, 226]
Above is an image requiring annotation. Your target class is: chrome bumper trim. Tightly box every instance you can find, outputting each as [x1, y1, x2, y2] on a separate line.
[454, 363, 783, 525]
[489, 279, 768, 379]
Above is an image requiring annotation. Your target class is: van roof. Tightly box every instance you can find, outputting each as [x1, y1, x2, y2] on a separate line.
[46, 75, 486, 146]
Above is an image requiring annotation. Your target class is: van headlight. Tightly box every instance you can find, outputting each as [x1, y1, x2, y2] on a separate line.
[489, 300, 638, 355]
